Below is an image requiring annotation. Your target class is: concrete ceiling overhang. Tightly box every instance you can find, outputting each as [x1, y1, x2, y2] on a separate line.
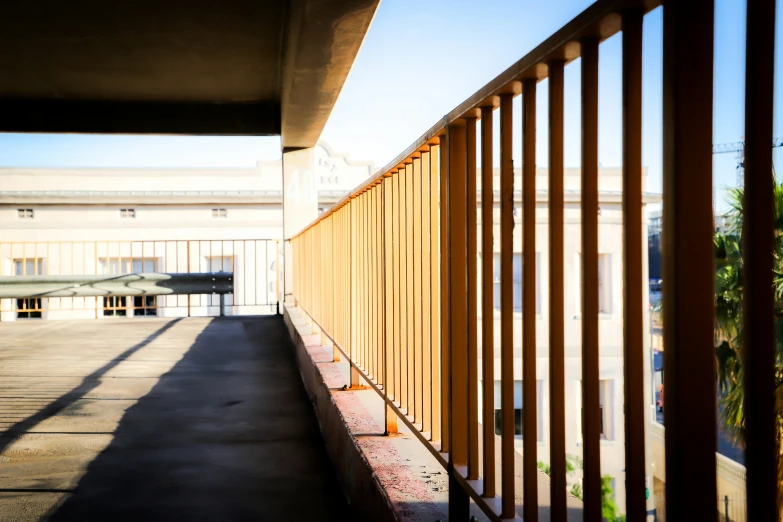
[0, 0, 378, 148]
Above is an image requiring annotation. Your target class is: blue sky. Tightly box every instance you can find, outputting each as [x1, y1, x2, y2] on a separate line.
[0, 0, 773, 212]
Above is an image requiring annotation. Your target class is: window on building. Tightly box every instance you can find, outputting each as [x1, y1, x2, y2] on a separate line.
[132, 296, 158, 316]
[493, 253, 540, 313]
[202, 256, 233, 273]
[17, 208, 34, 219]
[577, 379, 613, 440]
[16, 298, 42, 318]
[575, 253, 613, 314]
[99, 258, 157, 316]
[14, 258, 43, 276]
[119, 208, 136, 219]
[495, 407, 523, 437]
[102, 295, 156, 317]
[13, 258, 44, 318]
[104, 296, 128, 317]
[494, 380, 522, 436]
[491, 380, 543, 440]
[212, 208, 228, 218]
[100, 258, 156, 275]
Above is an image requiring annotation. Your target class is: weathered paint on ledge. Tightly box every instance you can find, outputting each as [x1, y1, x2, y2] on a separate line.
[285, 304, 462, 522]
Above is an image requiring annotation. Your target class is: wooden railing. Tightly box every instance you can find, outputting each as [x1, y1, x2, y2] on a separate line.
[291, 0, 777, 520]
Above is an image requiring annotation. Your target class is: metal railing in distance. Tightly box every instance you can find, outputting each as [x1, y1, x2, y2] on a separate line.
[0, 272, 234, 298]
[292, 1, 778, 521]
[0, 239, 280, 319]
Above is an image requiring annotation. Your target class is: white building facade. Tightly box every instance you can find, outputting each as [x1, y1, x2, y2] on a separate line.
[0, 142, 372, 320]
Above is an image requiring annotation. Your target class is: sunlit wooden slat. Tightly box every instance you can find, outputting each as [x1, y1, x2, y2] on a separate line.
[431, 143, 442, 443]
[521, 78, 538, 522]
[465, 116, 480, 480]
[421, 149, 433, 435]
[480, 105, 496, 498]
[499, 92, 516, 519]
[413, 157, 424, 424]
[547, 59, 567, 522]
[439, 140, 450, 452]
[580, 37, 601, 521]
[399, 170, 409, 410]
[406, 162, 415, 417]
[392, 171, 401, 404]
[448, 122, 468, 468]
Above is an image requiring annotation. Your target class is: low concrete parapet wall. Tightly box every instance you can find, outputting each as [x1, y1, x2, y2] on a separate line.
[283, 304, 399, 522]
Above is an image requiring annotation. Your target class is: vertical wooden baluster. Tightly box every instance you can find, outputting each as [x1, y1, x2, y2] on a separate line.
[377, 186, 383, 385]
[335, 214, 338, 344]
[450, 122, 469, 467]
[358, 195, 364, 368]
[347, 209, 350, 350]
[377, 187, 383, 382]
[621, 9, 647, 521]
[447, 121, 469, 520]
[465, 115, 480, 480]
[499, 91, 516, 519]
[400, 169, 409, 411]
[372, 189, 377, 382]
[406, 162, 416, 419]
[341, 211, 344, 347]
[351, 200, 357, 364]
[363, 193, 368, 370]
[373, 188, 379, 380]
[393, 171, 402, 405]
[339, 212, 344, 346]
[522, 77, 538, 522]
[368, 197, 372, 373]
[346, 216, 350, 349]
[365, 192, 371, 372]
[431, 143, 442, 444]
[480, 103, 496, 498]
[384, 176, 398, 433]
[368, 191, 373, 374]
[743, 0, 777, 519]
[581, 37, 602, 521]
[413, 156, 424, 424]
[662, 1, 717, 519]
[422, 148, 433, 435]
[439, 138, 450, 452]
[360, 197, 364, 365]
[548, 59, 567, 521]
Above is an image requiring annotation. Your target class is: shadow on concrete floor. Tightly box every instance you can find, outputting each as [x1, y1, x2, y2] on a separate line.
[45, 316, 353, 522]
[0, 319, 182, 457]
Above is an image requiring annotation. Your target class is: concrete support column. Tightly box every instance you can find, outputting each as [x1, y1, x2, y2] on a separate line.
[0, 299, 16, 322]
[283, 147, 319, 304]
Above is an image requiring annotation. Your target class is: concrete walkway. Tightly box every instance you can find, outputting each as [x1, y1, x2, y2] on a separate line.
[0, 316, 352, 522]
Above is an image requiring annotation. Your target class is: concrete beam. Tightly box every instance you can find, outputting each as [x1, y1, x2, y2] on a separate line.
[280, 0, 379, 149]
[0, 0, 377, 140]
[0, 100, 280, 135]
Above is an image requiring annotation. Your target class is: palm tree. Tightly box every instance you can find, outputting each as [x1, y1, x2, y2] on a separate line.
[712, 179, 783, 511]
